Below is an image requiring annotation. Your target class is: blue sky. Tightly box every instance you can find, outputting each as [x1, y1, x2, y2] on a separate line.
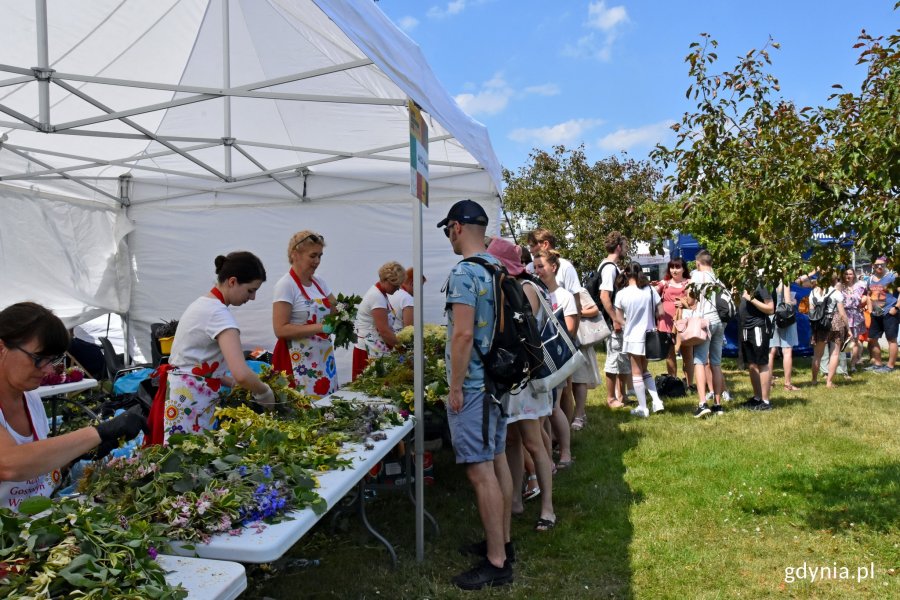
[377, 1, 899, 174]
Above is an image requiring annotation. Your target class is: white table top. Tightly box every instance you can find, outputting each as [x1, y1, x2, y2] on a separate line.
[168, 415, 414, 563]
[158, 555, 247, 600]
[35, 378, 99, 397]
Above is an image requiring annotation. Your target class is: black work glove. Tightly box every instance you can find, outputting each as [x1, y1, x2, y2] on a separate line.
[93, 410, 149, 460]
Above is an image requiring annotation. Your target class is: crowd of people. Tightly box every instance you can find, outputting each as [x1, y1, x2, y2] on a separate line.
[436, 199, 898, 590]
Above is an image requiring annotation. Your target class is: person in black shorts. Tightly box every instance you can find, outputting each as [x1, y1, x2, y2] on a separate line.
[739, 282, 775, 410]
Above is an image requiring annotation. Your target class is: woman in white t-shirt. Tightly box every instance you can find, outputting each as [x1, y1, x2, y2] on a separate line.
[388, 268, 424, 332]
[810, 274, 849, 388]
[534, 250, 577, 474]
[146, 252, 275, 445]
[271, 231, 339, 398]
[1, 303, 145, 510]
[614, 262, 665, 418]
[351, 262, 405, 380]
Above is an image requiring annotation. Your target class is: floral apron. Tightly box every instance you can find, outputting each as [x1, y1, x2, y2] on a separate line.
[0, 399, 58, 511]
[163, 363, 223, 443]
[281, 272, 338, 399]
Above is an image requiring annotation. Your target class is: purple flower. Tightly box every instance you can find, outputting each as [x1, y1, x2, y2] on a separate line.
[147, 545, 158, 560]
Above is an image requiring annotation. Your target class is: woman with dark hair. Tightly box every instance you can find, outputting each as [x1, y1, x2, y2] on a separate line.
[146, 251, 275, 445]
[655, 258, 693, 388]
[272, 230, 339, 397]
[1, 302, 145, 510]
[810, 271, 849, 388]
[614, 262, 664, 418]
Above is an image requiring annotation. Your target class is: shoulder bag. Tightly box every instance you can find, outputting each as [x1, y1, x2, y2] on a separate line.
[673, 315, 710, 347]
[576, 290, 611, 346]
[530, 291, 586, 393]
[644, 288, 673, 361]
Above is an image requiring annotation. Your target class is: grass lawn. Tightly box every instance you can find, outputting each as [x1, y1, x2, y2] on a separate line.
[243, 356, 899, 599]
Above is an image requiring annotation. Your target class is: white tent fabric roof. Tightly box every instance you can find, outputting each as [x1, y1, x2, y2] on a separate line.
[1, 0, 504, 351]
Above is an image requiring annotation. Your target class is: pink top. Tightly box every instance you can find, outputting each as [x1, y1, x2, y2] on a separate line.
[655, 278, 691, 333]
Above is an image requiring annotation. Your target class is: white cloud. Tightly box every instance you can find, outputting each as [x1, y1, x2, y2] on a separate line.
[587, 0, 628, 31]
[562, 1, 629, 61]
[596, 120, 676, 152]
[509, 118, 605, 145]
[454, 73, 513, 116]
[397, 16, 419, 32]
[427, 0, 469, 19]
[522, 83, 561, 97]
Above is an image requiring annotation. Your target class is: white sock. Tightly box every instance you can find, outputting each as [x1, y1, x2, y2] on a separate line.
[632, 376, 647, 411]
[643, 372, 661, 404]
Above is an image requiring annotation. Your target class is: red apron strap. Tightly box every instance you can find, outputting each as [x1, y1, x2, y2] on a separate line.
[144, 364, 175, 447]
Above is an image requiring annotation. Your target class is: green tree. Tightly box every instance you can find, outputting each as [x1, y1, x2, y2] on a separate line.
[502, 145, 662, 273]
[651, 35, 839, 287]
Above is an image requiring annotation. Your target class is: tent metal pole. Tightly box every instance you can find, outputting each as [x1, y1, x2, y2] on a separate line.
[412, 174, 425, 563]
[35, 0, 51, 129]
[223, 0, 232, 179]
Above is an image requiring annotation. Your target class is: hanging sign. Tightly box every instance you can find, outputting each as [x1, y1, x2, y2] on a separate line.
[409, 100, 429, 206]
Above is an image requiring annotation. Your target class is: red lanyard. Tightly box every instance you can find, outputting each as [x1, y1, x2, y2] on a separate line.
[0, 397, 39, 441]
[290, 269, 331, 309]
[375, 282, 391, 303]
[209, 287, 226, 304]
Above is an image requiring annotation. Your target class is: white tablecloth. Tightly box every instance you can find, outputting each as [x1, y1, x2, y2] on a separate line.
[168, 413, 414, 563]
[35, 379, 99, 397]
[158, 555, 246, 600]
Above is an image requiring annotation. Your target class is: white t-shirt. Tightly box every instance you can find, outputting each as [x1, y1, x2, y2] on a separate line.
[615, 285, 661, 343]
[272, 273, 332, 324]
[355, 284, 392, 351]
[549, 287, 578, 332]
[0, 390, 57, 511]
[598, 260, 620, 293]
[169, 296, 239, 377]
[689, 269, 721, 324]
[388, 288, 414, 332]
[812, 286, 844, 309]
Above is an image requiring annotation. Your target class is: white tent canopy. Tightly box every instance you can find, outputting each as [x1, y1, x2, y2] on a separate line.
[0, 0, 503, 360]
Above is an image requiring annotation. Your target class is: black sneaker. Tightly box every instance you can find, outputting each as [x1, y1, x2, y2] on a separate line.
[693, 403, 712, 418]
[711, 404, 724, 416]
[451, 559, 513, 590]
[748, 401, 773, 411]
[458, 540, 516, 564]
[741, 397, 762, 409]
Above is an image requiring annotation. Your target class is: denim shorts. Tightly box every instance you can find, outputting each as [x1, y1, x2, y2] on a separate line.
[448, 389, 507, 464]
[604, 331, 631, 374]
[770, 318, 798, 348]
[693, 320, 725, 366]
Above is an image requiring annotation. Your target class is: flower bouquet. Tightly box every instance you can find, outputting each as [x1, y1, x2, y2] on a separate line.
[220, 364, 312, 417]
[40, 365, 86, 387]
[0, 496, 186, 599]
[323, 293, 362, 349]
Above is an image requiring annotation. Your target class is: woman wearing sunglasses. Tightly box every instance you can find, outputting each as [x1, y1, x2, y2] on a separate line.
[0, 302, 146, 510]
[272, 231, 340, 398]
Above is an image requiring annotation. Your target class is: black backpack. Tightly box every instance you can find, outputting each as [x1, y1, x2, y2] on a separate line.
[586, 261, 620, 324]
[459, 257, 544, 398]
[808, 290, 835, 331]
[654, 374, 687, 398]
[712, 278, 737, 323]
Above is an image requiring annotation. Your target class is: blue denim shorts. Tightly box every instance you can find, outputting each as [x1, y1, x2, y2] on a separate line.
[693, 320, 725, 366]
[448, 389, 507, 464]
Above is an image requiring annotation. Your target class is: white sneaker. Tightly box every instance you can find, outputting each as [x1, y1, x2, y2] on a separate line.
[651, 400, 665, 414]
[705, 391, 714, 402]
[630, 406, 649, 418]
[722, 391, 732, 402]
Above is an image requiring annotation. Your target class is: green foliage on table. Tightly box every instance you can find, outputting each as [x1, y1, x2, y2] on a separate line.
[502, 145, 663, 271]
[0, 496, 185, 599]
[347, 324, 449, 413]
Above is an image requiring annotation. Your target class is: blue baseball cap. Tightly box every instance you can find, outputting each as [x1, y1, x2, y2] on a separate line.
[437, 199, 489, 228]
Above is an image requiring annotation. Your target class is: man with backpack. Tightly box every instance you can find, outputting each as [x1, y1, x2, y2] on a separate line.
[739, 275, 775, 410]
[688, 250, 728, 416]
[597, 231, 630, 408]
[438, 199, 514, 590]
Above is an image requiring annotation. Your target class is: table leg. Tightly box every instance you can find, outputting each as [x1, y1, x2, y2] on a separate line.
[403, 447, 440, 537]
[356, 479, 397, 567]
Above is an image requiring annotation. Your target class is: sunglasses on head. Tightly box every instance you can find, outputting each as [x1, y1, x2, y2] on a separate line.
[294, 233, 324, 248]
[10, 345, 66, 369]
